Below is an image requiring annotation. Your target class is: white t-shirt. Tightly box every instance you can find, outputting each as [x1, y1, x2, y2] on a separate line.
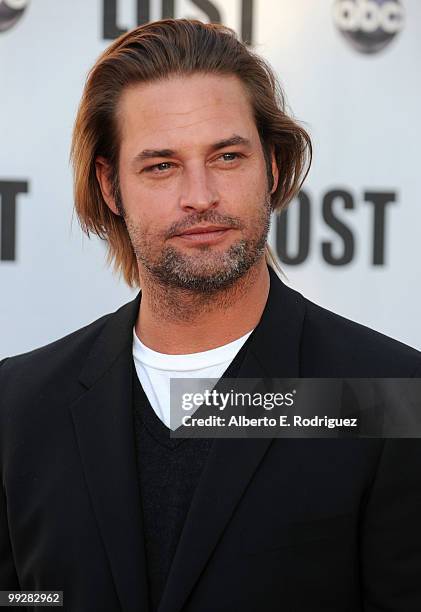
[132, 327, 254, 430]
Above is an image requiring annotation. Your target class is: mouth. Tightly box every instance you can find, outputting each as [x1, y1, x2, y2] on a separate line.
[174, 225, 234, 244]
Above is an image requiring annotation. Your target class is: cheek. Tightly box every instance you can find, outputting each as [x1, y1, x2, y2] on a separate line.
[218, 166, 267, 210]
[120, 175, 176, 227]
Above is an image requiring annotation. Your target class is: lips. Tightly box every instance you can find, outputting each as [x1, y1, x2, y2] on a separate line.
[173, 225, 234, 245]
[176, 225, 231, 236]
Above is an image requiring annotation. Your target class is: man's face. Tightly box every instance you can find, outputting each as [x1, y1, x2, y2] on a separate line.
[103, 73, 278, 292]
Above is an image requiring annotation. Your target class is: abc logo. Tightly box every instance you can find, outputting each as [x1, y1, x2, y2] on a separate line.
[333, 0, 404, 54]
[0, 0, 29, 33]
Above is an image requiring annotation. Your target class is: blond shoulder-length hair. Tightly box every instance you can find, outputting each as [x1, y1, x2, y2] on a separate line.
[71, 19, 312, 287]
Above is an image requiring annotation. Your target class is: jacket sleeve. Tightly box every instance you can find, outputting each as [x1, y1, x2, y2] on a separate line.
[0, 358, 20, 589]
[361, 437, 421, 611]
[0, 487, 20, 589]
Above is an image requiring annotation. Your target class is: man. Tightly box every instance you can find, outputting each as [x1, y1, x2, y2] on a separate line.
[1, 18, 420, 612]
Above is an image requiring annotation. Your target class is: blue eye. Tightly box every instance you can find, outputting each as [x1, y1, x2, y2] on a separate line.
[143, 161, 174, 174]
[221, 153, 238, 161]
[153, 162, 172, 171]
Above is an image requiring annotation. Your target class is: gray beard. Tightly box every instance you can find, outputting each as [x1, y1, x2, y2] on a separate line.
[127, 202, 271, 295]
[142, 235, 267, 293]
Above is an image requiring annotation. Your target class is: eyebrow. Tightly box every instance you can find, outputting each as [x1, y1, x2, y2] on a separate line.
[210, 135, 251, 151]
[131, 134, 251, 166]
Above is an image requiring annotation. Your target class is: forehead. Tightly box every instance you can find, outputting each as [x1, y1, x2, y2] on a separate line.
[116, 73, 258, 153]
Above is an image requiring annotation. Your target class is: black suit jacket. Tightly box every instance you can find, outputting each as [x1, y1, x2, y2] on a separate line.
[1, 267, 421, 611]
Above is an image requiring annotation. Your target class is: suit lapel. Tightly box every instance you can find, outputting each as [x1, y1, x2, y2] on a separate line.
[69, 295, 149, 612]
[157, 267, 306, 612]
[67, 268, 306, 612]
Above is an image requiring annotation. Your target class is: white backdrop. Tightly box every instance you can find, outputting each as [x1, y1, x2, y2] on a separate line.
[1, 0, 420, 358]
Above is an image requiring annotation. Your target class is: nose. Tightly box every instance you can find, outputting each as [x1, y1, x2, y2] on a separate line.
[179, 163, 219, 213]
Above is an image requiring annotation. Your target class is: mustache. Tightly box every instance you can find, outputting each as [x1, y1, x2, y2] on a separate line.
[165, 211, 243, 239]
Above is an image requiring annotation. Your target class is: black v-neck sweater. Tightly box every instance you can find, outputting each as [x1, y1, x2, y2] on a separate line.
[131, 337, 251, 610]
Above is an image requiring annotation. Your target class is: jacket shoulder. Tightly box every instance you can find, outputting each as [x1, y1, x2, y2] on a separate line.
[301, 297, 421, 377]
[0, 311, 111, 458]
[1, 311, 112, 376]
[0, 294, 139, 408]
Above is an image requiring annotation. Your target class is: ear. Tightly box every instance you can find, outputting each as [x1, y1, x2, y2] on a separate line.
[95, 156, 121, 216]
[270, 148, 279, 195]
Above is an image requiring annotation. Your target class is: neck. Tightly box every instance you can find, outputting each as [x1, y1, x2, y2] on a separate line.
[135, 258, 270, 354]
